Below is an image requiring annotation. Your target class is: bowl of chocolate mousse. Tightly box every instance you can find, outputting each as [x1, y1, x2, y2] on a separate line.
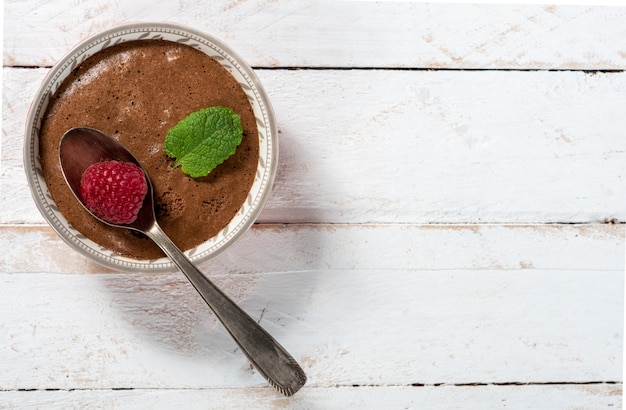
[24, 22, 277, 272]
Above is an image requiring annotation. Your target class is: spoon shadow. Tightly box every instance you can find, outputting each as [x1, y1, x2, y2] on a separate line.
[59, 127, 306, 396]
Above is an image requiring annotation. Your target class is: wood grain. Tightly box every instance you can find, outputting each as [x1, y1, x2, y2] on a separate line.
[1, 224, 623, 274]
[3, 1, 626, 69]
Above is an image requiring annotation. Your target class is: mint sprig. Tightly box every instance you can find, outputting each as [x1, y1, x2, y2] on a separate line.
[164, 106, 243, 178]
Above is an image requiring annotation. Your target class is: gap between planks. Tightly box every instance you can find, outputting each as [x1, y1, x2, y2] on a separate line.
[4, 64, 625, 73]
[3, 381, 621, 391]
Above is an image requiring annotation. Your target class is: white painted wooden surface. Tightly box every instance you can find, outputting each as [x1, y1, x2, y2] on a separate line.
[4, 1, 626, 69]
[1, 1, 624, 408]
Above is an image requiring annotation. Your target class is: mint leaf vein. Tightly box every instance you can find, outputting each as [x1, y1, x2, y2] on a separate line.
[164, 106, 243, 178]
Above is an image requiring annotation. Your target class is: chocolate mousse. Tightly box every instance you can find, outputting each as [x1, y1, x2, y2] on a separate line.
[39, 39, 259, 260]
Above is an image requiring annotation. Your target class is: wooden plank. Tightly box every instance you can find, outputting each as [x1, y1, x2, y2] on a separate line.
[3, 1, 626, 69]
[5, 68, 626, 224]
[0, 384, 621, 409]
[258, 69, 626, 224]
[1, 224, 623, 274]
[0, 268, 621, 389]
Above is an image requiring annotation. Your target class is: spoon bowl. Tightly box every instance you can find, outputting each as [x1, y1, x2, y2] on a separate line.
[59, 127, 157, 232]
[59, 127, 306, 396]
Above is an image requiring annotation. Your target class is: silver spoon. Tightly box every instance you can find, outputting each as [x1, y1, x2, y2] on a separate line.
[58, 127, 306, 396]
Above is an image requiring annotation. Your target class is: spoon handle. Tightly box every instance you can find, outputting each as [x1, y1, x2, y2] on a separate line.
[145, 223, 307, 396]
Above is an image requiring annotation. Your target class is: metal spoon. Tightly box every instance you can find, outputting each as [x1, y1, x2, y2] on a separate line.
[58, 127, 306, 396]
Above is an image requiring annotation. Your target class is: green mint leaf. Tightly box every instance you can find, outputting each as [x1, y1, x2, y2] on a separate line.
[163, 106, 243, 178]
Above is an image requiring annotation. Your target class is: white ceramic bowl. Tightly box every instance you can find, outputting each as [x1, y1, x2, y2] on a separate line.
[24, 22, 277, 272]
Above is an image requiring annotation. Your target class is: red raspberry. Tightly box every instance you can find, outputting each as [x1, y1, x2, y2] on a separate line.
[80, 160, 148, 225]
